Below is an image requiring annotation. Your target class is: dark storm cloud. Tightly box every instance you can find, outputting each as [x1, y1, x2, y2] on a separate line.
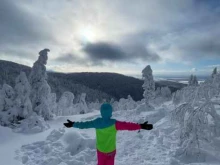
[83, 42, 161, 63]
[54, 54, 76, 62]
[126, 43, 161, 62]
[53, 53, 87, 64]
[83, 42, 126, 61]
[53, 52, 104, 66]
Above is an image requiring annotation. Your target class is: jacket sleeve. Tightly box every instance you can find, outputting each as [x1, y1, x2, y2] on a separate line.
[115, 120, 141, 131]
[73, 119, 98, 129]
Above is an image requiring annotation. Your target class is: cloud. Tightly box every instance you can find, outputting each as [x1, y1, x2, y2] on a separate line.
[52, 52, 104, 67]
[191, 68, 197, 72]
[206, 64, 220, 68]
[0, 0, 53, 46]
[1, 0, 220, 75]
[83, 42, 126, 61]
[54, 54, 77, 63]
[82, 41, 161, 63]
[53, 53, 88, 65]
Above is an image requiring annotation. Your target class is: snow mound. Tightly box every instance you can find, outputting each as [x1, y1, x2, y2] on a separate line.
[17, 128, 96, 165]
[13, 113, 50, 133]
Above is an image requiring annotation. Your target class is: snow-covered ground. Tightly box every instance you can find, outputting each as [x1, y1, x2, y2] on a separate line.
[1, 105, 220, 165]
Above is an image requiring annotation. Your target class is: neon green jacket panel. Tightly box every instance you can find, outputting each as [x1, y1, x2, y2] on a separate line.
[96, 124, 117, 153]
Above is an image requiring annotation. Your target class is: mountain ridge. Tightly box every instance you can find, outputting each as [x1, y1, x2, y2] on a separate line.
[0, 60, 186, 101]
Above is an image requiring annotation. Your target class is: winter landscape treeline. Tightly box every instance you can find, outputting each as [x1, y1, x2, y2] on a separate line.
[0, 60, 186, 102]
[0, 49, 176, 127]
[0, 49, 220, 164]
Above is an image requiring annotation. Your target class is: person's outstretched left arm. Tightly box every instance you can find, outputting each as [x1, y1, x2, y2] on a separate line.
[63, 119, 98, 129]
[115, 120, 153, 131]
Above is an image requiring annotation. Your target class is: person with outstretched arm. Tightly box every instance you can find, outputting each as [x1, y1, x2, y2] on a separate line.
[63, 103, 153, 165]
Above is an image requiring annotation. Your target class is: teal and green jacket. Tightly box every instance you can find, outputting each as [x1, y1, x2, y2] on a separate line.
[73, 104, 141, 153]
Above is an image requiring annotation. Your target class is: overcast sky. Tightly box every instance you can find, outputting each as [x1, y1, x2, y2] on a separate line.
[0, 0, 220, 78]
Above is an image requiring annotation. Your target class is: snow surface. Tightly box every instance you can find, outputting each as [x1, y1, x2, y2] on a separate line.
[0, 105, 220, 165]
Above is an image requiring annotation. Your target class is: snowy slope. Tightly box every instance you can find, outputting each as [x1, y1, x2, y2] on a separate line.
[1, 105, 220, 165]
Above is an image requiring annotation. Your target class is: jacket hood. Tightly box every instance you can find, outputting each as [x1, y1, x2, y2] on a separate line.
[100, 103, 112, 119]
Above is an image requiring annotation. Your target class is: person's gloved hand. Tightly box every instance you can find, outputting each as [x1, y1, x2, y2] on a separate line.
[63, 119, 74, 128]
[140, 121, 153, 130]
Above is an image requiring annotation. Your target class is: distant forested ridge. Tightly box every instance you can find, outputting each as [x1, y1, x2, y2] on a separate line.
[0, 60, 186, 101]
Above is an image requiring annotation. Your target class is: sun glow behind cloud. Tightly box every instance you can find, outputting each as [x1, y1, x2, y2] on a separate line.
[80, 26, 97, 43]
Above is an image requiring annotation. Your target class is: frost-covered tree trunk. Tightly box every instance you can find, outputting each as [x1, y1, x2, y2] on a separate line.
[14, 72, 32, 120]
[29, 49, 54, 120]
[142, 65, 155, 109]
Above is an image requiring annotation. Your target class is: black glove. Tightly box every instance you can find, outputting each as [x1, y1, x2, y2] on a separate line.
[63, 119, 74, 128]
[140, 121, 153, 130]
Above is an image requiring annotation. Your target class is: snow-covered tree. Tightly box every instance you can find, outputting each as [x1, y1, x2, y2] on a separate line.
[13, 112, 50, 133]
[57, 92, 74, 116]
[155, 87, 161, 97]
[188, 75, 194, 86]
[118, 98, 127, 110]
[0, 84, 15, 112]
[29, 49, 54, 120]
[172, 74, 220, 161]
[161, 87, 172, 98]
[112, 100, 119, 111]
[0, 84, 16, 126]
[212, 67, 217, 78]
[192, 75, 198, 86]
[50, 93, 57, 115]
[142, 65, 155, 109]
[14, 72, 32, 119]
[188, 75, 198, 86]
[172, 90, 183, 106]
[88, 99, 101, 111]
[126, 95, 137, 110]
[78, 93, 89, 114]
[213, 73, 220, 89]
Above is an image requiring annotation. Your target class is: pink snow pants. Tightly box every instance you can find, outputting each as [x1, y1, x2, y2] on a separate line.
[97, 150, 116, 165]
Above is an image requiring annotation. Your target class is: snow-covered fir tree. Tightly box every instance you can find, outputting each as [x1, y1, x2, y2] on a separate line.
[0, 84, 16, 126]
[13, 112, 50, 133]
[88, 99, 101, 111]
[57, 91, 74, 116]
[126, 95, 137, 110]
[172, 90, 182, 106]
[79, 93, 89, 114]
[142, 65, 155, 109]
[160, 86, 172, 98]
[211, 67, 217, 78]
[29, 49, 55, 120]
[192, 75, 198, 86]
[172, 70, 220, 160]
[14, 72, 32, 120]
[188, 74, 198, 86]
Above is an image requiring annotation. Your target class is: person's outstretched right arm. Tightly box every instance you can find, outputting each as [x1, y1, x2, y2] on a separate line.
[63, 119, 98, 129]
[115, 120, 153, 131]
